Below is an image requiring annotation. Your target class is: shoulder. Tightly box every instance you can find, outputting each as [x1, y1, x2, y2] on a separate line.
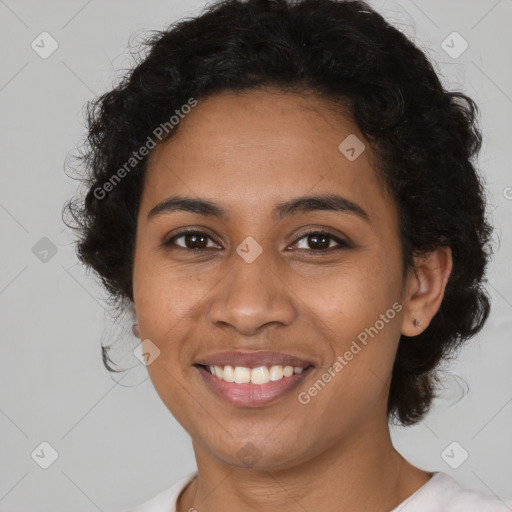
[394, 472, 512, 512]
[441, 473, 512, 512]
[120, 471, 197, 512]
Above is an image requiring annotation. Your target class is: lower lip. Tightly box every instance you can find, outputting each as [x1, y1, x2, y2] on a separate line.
[195, 365, 314, 407]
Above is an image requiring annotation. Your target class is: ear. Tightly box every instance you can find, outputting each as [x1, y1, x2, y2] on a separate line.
[400, 246, 453, 337]
[130, 301, 140, 338]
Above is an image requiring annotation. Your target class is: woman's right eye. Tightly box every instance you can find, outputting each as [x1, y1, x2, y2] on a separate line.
[163, 230, 220, 251]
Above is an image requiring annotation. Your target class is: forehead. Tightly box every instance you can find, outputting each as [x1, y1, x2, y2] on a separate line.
[142, 88, 391, 223]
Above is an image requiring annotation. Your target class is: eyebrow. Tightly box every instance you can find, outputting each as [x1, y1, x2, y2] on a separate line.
[147, 193, 370, 223]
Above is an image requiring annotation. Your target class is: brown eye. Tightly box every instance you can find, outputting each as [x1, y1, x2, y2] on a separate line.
[163, 230, 218, 250]
[293, 230, 350, 252]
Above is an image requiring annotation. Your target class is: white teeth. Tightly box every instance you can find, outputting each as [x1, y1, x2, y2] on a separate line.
[204, 364, 307, 384]
[251, 366, 270, 384]
[234, 366, 251, 384]
[269, 365, 283, 381]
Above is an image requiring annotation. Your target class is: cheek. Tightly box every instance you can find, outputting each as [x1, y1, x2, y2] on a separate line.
[132, 248, 220, 378]
[289, 253, 402, 402]
[132, 255, 200, 424]
[299, 290, 400, 424]
[133, 245, 205, 326]
[288, 246, 402, 330]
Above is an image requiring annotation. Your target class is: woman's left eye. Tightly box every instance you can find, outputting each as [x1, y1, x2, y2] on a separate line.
[292, 230, 350, 252]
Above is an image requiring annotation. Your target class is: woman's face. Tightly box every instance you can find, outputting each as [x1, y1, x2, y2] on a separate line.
[133, 88, 410, 470]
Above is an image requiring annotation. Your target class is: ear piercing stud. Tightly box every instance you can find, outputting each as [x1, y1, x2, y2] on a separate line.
[413, 318, 422, 328]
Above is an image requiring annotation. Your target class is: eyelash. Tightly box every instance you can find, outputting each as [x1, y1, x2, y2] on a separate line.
[162, 227, 350, 255]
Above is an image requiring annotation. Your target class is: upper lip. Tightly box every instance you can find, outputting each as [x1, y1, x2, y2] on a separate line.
[194, 350, 316, 369]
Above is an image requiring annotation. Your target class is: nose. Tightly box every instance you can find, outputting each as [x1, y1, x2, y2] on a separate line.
[207, 252, 297, 336]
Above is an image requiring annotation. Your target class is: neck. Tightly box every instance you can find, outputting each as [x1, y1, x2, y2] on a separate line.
[177, 423, 431, 512]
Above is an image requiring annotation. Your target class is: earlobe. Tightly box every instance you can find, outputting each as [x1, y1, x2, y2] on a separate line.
[130, 301, 140, 338]
[400, 246, 453, 337]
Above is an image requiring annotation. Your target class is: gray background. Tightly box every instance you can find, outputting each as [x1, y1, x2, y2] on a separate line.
[1, 0, 511, 510]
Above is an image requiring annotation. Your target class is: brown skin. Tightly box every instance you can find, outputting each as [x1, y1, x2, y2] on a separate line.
[132, 87, 452, 511]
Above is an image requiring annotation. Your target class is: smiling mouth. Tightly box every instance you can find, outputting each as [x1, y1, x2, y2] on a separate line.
[196, 363, 314, 384]
[194, 363, 315, 407]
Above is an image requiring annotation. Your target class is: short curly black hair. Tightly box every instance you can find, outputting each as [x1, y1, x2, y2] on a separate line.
[64, 0, 493, 427]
